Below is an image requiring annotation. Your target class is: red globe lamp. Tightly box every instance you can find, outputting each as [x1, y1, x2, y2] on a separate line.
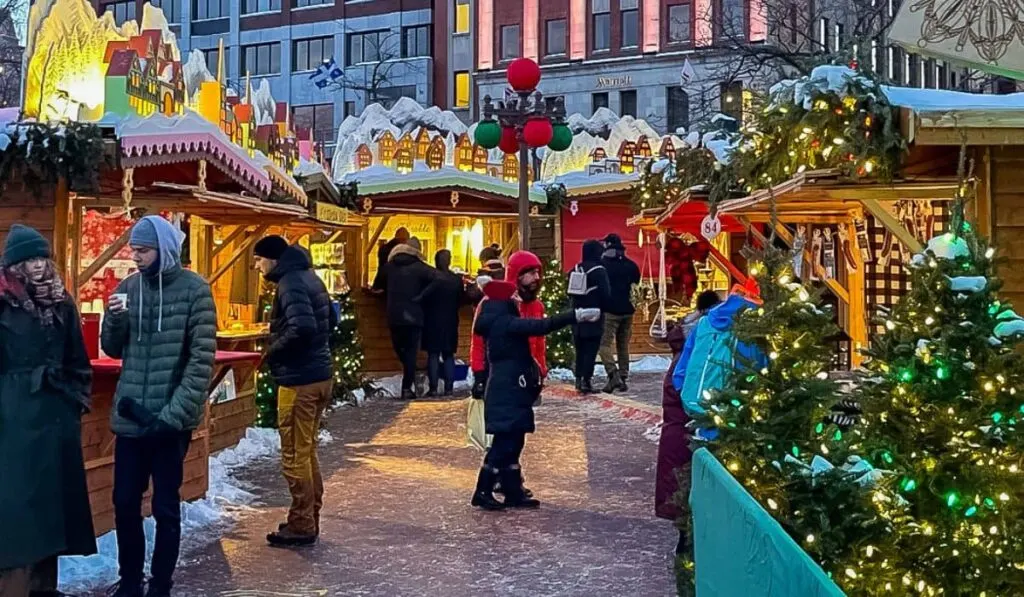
[507, 58, 541, 92]
[522, 118, 553, 148]
[499, 126, 519, 154]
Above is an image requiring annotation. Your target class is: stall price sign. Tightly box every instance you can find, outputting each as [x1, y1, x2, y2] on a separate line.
[701, 214, 722, 241]
[315, 203, 349, 225]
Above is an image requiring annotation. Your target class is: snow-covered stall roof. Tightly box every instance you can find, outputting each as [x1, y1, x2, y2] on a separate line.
[341, 164, 547, 204]
[547, 171, 640, 197]
[114, 110, 272, 196]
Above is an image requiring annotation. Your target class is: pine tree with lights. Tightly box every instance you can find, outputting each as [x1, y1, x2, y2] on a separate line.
[255, 364, 278, 428]
[848, 190, 1024, 594]
[330, 290, 369, 402]
[682, 240, 892, 592]
[541, 257, 574, 369]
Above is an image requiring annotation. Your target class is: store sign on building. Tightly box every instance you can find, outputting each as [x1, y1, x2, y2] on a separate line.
[316, 202, 349, 225]
[596, 76, 633, 89]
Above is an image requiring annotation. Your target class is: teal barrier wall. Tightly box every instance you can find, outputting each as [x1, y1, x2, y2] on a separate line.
[690, 448, 846, 597]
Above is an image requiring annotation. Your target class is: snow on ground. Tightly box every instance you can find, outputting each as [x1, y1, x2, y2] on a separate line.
[58, 427, 328, 593]
[548, 355, 673, 383]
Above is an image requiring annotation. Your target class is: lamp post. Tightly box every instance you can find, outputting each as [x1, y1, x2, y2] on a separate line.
[473, 58, 573, 252]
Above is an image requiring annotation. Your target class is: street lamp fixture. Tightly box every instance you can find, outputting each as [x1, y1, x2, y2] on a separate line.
[474, 57, 573, 251]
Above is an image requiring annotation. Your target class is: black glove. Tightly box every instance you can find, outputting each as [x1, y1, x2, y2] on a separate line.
[117, 398, 156, 427]
[471, 371, 488, 400]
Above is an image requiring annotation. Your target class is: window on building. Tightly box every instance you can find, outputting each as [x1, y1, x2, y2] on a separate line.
[592, 92, 609, 113]
[667, 86, 689, 133]
[193, 0, 230, 20]
[402, 25, 431, 58]
[546, 19, 567, 56]
[294, 0, 330, 7]
[620, 90, 637, 117]
[668, 4, 691, 44]
[501, 24, 520, 60]
[202, 47, 227, 74]
[936, 60, 948, 89]
[621, 0, 639, 48]
[818, 17, 829, 50]
[715, 0, 746, 41]
[241, 42, 281, 76]
[907, 53, 919, 86]
[151, 0, 183, 22]
[593, 0, 611, 51]
[102, 1, 136, 25]
[345, 101, 357, 117]
[455, 0, 470, 34]
[923, 58, 936, 88]
[242, 0, 280, 14]
[293, 37, 333, 72]
[786, 2, 799, 45]
[377, 85, 418, 107]
[348, 30, 389, 65]
[834, 23, 843, 52]
[888, 46, 902, 84]
[544, 95, 564, 111]
[292, 104, 334, 146]
[454, 71, 470, 108]
[720, 81, 743, 124]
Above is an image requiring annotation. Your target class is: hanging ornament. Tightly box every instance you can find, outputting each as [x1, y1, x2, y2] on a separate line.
[810, 228, 823, 282]
[548, 123, 573, 151]
[523, 118, 554, 148]
[569, 200, 579, 216]
[854, 217, 873, 263]
[838, 226, 858, 272]
[506, 57, 541, 92]
[474, 120, 501, 149]
[499, 126, 519, 154]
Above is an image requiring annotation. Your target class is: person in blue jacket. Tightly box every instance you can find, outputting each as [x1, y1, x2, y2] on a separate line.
[672, 282, 765, 420]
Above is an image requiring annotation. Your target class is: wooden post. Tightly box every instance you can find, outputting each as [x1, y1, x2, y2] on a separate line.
[53, 178, 70, 276]
[845, 215, 868, 368]
[859, 198, 924, 254]
[975, 147, 993, 238]
[191, 218, 213, 277]
[208, 224, 269, 285]
[69, 198, 83, 295]
[210, 225, 250, 261]
[78, 226, 134, 290]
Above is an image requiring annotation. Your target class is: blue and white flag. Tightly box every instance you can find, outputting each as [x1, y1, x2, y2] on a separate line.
[310, 57, 344, 89]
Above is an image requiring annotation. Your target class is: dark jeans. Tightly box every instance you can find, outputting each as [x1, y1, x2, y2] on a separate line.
[113, 431, 192, 588]
[575, 336, 602, 381]
[390, 325, 422, 392]
[484, 432, 526, 470]
[427, 351, 455, 394]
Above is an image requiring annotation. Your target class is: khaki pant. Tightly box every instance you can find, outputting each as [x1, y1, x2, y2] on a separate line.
[599, 313, 634, 378]
[0, 556, 57, 597]
[278, 379, 334, 536]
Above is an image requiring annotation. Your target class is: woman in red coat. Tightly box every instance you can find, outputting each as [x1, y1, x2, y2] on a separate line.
[655, 290, 720, 554]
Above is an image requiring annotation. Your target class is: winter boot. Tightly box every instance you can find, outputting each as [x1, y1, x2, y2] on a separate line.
[471, 466, 505, 510]
[494, 470, 534, 498]
[400, 388, 417, 401]
[499, 466, 540, 509]
[145, 581, 172, 597]
[267, 527, 317, 547]
[107, 581, 144, 597]
[602, 371, 621, 394]
[618, 373, 629, 392]
[580, 377, 597, 394]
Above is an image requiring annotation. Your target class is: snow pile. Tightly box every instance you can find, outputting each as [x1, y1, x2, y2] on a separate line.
[548, 355, 673, 383]
[948, 276, 987, 293]
[372, 367, 475, 398]
[294, 157, 328, 178]
[57, 427, 332, 593]
[911, 233, 971, 265]
[769, 65, 876, 111]
[883, 86, 1024, 113]
[183, 49, 214, 98]
[250, 79, 277, 125]
[568, 108, 630, 138]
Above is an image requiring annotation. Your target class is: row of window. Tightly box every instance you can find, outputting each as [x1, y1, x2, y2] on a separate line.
[201, 27, 431, 78]
[589, 87, 690, 132]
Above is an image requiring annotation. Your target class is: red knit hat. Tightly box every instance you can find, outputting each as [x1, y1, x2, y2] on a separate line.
[505, 250, 542, 283]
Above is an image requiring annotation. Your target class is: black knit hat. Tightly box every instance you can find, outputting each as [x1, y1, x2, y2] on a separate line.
[603, 233, 624, 250]
[254, 235, 289, 260]
[2, 224, 51, 267]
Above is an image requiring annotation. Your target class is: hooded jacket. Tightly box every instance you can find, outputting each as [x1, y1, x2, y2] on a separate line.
[416, 261, 465, 354]
[470, 251, 547, 377]
[601, 245, 641, 316]
[473, 254, 575, 434]
[101, 216, 217, 437]
[570, 240, 611, 339]
[376, 243, 435, 327]
[671, 294, 764, 416]
[265, 245, 336, 387]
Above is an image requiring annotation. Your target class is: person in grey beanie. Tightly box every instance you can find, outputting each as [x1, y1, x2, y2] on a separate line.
[102, 215, 217, 597]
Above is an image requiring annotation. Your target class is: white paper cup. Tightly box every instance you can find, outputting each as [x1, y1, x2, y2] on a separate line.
[110, 293, 128, 312]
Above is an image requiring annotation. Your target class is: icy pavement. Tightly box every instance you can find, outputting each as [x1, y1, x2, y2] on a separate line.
[77, 395, 676, 596]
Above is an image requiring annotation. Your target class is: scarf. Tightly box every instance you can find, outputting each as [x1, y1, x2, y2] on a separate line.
[0, 260, 66, 326]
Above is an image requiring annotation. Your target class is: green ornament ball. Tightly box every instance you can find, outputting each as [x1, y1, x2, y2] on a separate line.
[548, 124, 573, 152]
[474, 121, 502, 149]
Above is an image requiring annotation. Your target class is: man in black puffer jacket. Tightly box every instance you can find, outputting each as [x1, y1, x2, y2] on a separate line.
[569, 239, 611, 394]
[254, 236, 336, 547]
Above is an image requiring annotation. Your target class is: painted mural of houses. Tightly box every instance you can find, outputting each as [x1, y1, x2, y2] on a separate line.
[103, 31, 185, 118]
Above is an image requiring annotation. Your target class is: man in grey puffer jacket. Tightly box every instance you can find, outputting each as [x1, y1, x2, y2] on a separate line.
[101, 215, 217, 597]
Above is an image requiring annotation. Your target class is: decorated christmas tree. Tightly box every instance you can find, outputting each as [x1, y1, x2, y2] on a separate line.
[540, 257, 574, 370]
[254, 364, 278, 428]
[850, 219, 1024, 593]
[683, 240, 890, 592]
[330, 290, 370, 402]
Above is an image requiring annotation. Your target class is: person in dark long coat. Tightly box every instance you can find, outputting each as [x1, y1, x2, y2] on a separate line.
[471, 251, 600, 510]
[569, 239, 611, 394]
[655, 291, 721, 555]
[0, 225, 96, 596]
[417, 249, 465, 396]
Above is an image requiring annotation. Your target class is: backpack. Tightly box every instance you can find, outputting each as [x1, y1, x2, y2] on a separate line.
[568, 264, 604, 296]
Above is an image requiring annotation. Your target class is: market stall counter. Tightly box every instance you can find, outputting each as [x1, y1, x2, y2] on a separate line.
[84, 351, 261, 536]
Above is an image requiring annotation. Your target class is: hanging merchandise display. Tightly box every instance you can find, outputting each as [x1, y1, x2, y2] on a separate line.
[822, 227, 836, 279]
[854, 217, 873, 263]
[810, 228, 823, 281]
[792, 225, 806, 279]
[838, 226, 858, 272]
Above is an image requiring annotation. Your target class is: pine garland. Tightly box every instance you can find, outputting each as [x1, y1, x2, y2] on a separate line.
[0, 121, 106, 197]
